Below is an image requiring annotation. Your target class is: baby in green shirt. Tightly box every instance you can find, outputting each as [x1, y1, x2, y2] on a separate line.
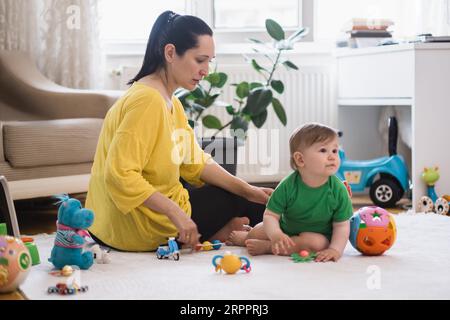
[227, 123, 353, 262]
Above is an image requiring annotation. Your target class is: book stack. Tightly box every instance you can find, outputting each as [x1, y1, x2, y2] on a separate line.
[337, 18, 394, 48]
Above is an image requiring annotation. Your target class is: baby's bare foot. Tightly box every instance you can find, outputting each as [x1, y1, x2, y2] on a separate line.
[210, 217, 251, 243]
[245, 239, 272, 256]
[226, 231, 249, 246]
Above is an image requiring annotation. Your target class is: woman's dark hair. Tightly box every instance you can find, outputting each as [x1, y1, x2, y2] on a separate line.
[127, 11, 213, 85]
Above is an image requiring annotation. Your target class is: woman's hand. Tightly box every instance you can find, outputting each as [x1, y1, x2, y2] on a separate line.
[168, 210, 200, 248]
[245, 185, 274, 205]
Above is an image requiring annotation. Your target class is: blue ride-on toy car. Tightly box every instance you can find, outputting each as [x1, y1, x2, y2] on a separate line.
[337, 117, 410, 208]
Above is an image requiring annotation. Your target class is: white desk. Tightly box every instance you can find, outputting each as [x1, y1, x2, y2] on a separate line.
[336, 43, 450, 210]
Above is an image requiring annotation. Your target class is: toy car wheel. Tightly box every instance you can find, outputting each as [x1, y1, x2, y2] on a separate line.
[418, 196, 434, 213]
[173, 253, 180, 261]
[434, 198, 449, 215]
[370, 178, 402, 208]
[156, 253, 163, 260]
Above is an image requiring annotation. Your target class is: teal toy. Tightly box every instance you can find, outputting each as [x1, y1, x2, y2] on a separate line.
[48, 195, 94, 270]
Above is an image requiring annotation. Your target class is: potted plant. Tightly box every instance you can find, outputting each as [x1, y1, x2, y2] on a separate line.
[176, 18, 309, 175]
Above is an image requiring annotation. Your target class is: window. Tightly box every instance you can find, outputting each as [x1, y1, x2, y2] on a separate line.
[213, 0, 301, 30]
[99, 0, 307, 44]
[98, 0, 187, 41]
[315, 0, 419, 40]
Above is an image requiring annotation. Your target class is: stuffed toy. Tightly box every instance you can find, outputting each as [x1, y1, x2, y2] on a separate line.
[48, 195, 94, 270]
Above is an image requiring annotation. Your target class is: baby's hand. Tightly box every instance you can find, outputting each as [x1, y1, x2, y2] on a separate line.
[270, 232, 295, 255]
[315, 248, 341, 262]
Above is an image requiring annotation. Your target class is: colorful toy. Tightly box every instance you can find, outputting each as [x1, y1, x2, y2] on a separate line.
[349, 206, 397, 256]
[194, 240, 224, 251]
[418, 167, 450, 215]
[291, 250, 317, 263]
[337, 117, 410, 208]
[0, 235, 32, 293]
[212, 251, 251, 274]
[48, 194, 94, 270]
[156, 237, 180, 261]
[47, 282, 89, 295]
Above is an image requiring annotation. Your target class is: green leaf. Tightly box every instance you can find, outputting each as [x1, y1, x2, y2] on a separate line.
[251, 59, 268, 73]
[287, 27, 309, 43]
[251, 110, 268, 128]
[226, 105, 235, 115]
[250, 82, 264, 90]
[191, 87, 206, 99]
[265, 19, 285, 41]
[187, 119, 196, 129]
[270, 80, 284, 94]
[230, 116, 249, 132]
[216, 72, 228, 88]
[191, 103, 206, 113]
[236, 82, 250, 99]
[205, 72, 221, 86]
[242, 88, 273, 116]
[282, 60, 299, 70]
[248, 38, 265, 44]
[272, 97, 287, 126]
[202, 115, 222, 129]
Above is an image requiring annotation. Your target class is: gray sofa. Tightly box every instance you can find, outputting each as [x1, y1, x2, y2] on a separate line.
[0, 50, 122, 199]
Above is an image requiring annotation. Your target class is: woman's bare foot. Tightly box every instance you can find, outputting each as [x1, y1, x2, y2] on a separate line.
[226, 230, 249, 246]
[245, 239, 273, 256]
[210, 217, 250, 243]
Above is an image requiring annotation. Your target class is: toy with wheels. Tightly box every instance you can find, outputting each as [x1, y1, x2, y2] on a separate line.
[337, 117, 410, 208]
[212, 251, 251, 274]
[349, 206, 397, 256]
[0, 235, 32, 293]
[156, 237, 180, 261]
[417, 167, 450, 215]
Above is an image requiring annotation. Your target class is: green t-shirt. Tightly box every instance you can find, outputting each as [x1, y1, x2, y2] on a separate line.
[266, 171, 353, 240]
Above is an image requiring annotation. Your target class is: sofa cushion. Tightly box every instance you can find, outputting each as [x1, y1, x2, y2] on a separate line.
[3, 118, 103, 168]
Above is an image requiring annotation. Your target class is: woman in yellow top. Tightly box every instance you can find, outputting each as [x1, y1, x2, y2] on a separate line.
[86, 11, 272, 252]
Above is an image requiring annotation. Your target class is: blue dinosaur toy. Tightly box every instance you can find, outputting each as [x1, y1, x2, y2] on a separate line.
[48, 194, 94, 270]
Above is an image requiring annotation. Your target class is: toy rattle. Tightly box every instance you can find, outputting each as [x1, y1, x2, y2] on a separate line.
[212, 251, 251, 274]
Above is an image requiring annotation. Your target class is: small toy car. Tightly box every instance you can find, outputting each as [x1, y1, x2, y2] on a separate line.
[156, 237, 180, 261]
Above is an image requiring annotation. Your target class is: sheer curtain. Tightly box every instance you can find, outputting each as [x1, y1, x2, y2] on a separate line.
[0, 0, 40, 56]
[0, 0, 101, 89]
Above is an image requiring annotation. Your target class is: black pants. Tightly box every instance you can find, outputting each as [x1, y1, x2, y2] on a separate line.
[90, 184, 266, 250]
[188, 184, 266, 242]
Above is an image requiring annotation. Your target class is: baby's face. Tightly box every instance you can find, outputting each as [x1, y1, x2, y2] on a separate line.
[298, 137, 340, 178]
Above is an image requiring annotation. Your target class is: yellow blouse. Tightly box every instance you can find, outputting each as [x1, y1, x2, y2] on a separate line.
[86, 82, 211, 251]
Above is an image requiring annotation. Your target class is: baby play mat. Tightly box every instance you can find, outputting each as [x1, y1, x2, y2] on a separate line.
[20, 212, 450, 300]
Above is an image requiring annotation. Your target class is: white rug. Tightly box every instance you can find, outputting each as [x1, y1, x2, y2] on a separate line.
[19, 212, 450, 300]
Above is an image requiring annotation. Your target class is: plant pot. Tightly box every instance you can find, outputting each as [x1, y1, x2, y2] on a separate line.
[200, 137, 238, 176]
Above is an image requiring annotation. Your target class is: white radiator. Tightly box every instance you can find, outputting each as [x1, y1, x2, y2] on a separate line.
[119, 64, 336, 183]
[203, 65, 337, 183]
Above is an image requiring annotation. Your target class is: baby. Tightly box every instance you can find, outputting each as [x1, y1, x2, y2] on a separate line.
[228, 123, 353, 262]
